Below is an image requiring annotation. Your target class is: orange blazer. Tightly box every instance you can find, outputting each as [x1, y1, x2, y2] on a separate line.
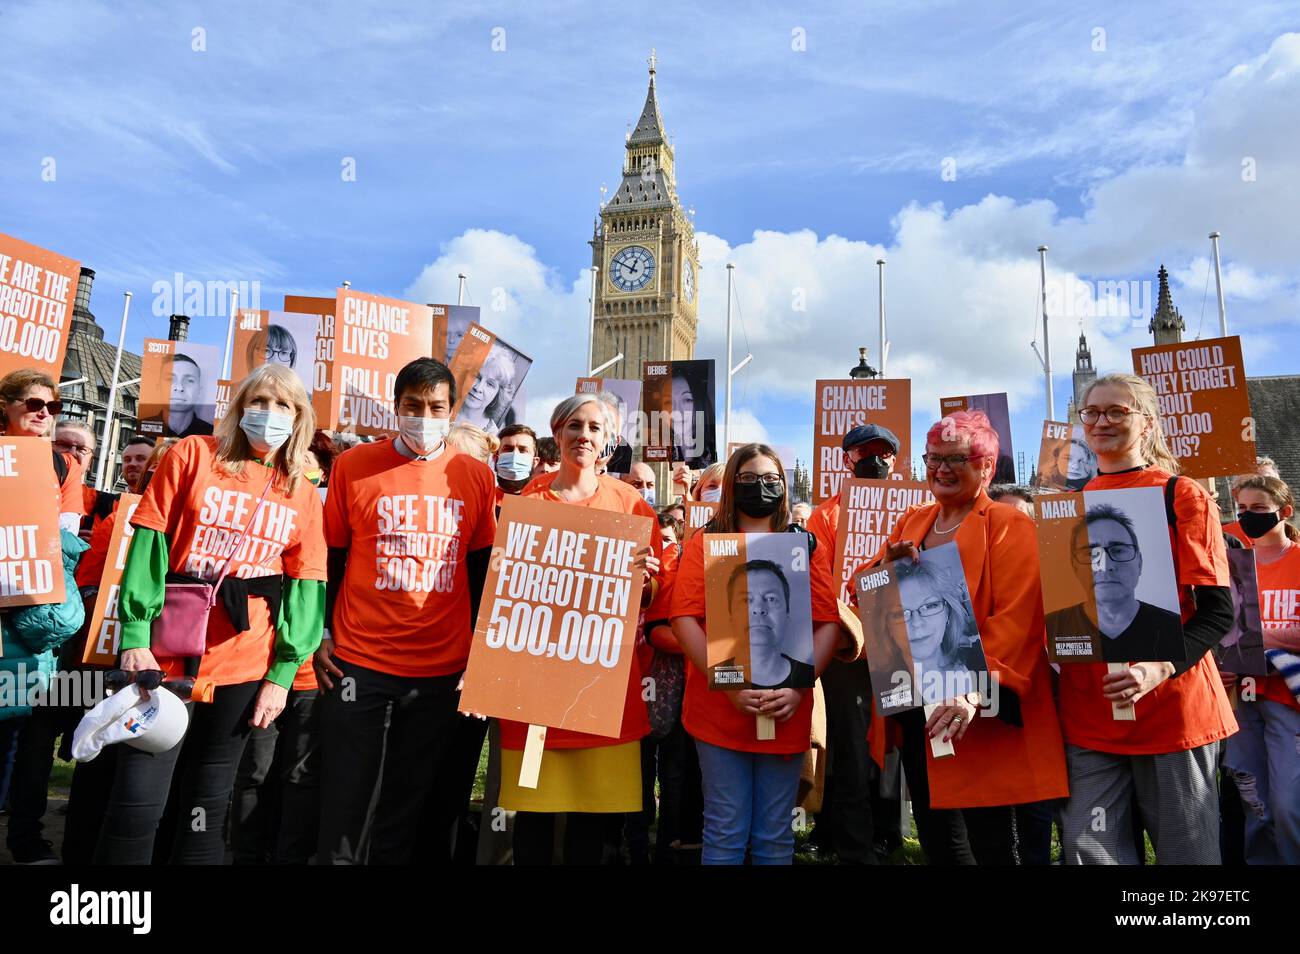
[858, 490, 1069, 809]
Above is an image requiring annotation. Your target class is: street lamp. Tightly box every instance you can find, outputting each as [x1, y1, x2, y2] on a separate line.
[849, 346, 878, 380]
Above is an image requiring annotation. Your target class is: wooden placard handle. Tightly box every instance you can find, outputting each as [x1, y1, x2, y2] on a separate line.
[922, 704, 956, 759]
[756, 714, 775, 740]
[518, 723, 547, 788]
[1108, 662, 1137, 721]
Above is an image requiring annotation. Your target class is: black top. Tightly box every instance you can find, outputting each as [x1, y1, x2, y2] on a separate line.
[751, 654, 815, 691]
[1045, 600, 1185, 663]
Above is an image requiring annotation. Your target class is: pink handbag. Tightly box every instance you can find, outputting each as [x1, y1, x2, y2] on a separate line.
[150, 474, 275, 657]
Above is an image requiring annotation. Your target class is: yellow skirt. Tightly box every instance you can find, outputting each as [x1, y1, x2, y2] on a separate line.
[499, 741, 642, 813]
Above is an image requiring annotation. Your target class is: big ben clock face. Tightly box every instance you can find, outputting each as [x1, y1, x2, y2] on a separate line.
[609, 245, 656, 292]
[682, 258, 695, 303]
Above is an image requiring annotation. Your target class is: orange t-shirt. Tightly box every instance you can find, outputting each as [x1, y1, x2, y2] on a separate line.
[291, 657, 317, 691]
[1250, 544, 1300, 712]
[673, 528, 839, 756]
[130, 436, 328, 689]
[56, 450, 84, 514]
[498, 472, 662, 750]
[1223, 520, 1248, 548]
[1057, 468, 1236, 754]
[645, 542, 681, 652]
[324, 439, 498, 679]
[76, 505, 117, 588]
[806, 493, 840, 588]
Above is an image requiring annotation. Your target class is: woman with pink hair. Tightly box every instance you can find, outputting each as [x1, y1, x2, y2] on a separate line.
[851, 410, 1068, 864]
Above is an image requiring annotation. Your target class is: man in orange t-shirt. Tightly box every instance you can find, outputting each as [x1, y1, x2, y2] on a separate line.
[315, 358, 498, 865]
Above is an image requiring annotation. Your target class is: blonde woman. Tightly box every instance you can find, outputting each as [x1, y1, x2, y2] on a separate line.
[1058, 373, 1235, 864]
[447, 421, 501, 465]
[97, 364, 327, 864]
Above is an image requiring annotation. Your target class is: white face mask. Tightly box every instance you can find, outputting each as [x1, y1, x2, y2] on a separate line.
[240, 409, 295, 454]
[496, 451, 534, 482]
[639, 486, 657, 507]
[398, 415, 450, 457]
[700, 487, 722, 503]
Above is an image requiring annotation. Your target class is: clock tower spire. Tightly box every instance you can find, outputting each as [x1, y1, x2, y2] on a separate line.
[589, 54, 700, 383]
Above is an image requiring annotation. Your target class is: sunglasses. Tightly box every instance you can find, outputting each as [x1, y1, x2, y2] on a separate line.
[19, 397, 63, 415]
[105, 669, 194, 700]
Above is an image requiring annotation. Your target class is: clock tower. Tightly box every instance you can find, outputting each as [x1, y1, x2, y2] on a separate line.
[590, 51, 700, 381]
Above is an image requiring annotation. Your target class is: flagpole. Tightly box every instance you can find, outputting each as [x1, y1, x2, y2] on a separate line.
[876, 258, 888, 376]
[725, 264, 734, 452]
[1210, 231, 1228, 336]
[95, 291, 132, 490]
[587, 266, 600, 375]
[1038, 245, 1054, 421]
[221, 288, 238, 379]
[457, 273, 467, 306]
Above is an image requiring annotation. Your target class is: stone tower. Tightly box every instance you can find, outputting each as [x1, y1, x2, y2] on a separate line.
[1149, 264, 1185, 345]
[590, 51, 700, 381]
[1067, 329, 1096, 423]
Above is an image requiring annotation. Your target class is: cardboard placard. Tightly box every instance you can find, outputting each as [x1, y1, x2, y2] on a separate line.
[853, 542, 988, 715]
[938, 392, 1016, 484]
[283, 294, 336, 429]
[458, 494, 650, 738]
[702, 532, 815, 691]
[1217, 548, 1266, 676]
[1038, 487, 1185, 663]
[0, 232, 79, 381]
[576, 377, 642, 459]
[435, 304, 482, 364]
[0, 437, 66, 609]
[1035, 420, 1097, 492]
[682, 501, 719, 541]
[833, 478, 933, 602]
[641, 360, 717, 469]
[82, 494, 142, 666]
[1131, 335, 1256, 478]
[212, 379, 234, 426]
[230, 309, 318, 397]
[449, 323, 532, 433]
[330, 288, 434, 437]
[136, 338, 219, 439]
[812, 379, 911, 504]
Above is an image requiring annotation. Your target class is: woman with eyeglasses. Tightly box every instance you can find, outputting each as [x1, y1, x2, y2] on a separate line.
[894, 558, 983, 705]
[495, 393, 662, 865]
[95, 364, 328, 864]
[671, 443, 841, 864]
[1056, 373, 1235, 865]
[855, 410, 1067, 865]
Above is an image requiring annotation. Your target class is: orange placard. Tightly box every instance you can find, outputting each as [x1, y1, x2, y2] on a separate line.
[283, 294, 336, 430]
[212, 379, 234, 426]
[330, 288, 434, 437]
[1035, 420, 1096, 491]
[682, 501, 719, 540]
[576, 376, 601, 394]
[448, 322, 496, 417]
[229, 309, 318, 397]
[458, 494, 650, 737]
[938, 392, 1016, 484]
[641, 361, 673, 463]
[135, 338, 220, 439]
[702, 532, 816, 690]
[0, 232, 79, 381]
[0, 437, 66, 609]
[1131, 335, 1256, 478]
[1038, 487, 1185, 663]
[434, 304, 481, 364]
[833, 478, 933, 602]
[82, 494, 141, 666]
[812, 379, 911, 503]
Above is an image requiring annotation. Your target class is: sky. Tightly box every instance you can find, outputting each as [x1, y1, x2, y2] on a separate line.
[3, 1, 1298, 485]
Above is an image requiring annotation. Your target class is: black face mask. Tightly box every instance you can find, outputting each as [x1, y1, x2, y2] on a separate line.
[853, 455, 890, 480]
[1238, 510, 1282, 540]
[735, 481, 786, 518]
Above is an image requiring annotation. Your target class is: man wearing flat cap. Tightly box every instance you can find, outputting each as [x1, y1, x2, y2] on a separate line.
[804, 422, 901, 864]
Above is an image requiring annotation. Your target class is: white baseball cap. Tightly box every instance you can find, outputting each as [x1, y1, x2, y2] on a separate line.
[72, 683, 190, 760]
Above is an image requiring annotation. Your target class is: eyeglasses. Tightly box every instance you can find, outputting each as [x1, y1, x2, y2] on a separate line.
[18, 397, 63, 415]
[890, 599, 947, 623]
[923, 453, 981, 470]
[1079, 405, 1140, 426]
[54, 439, 91, 457]
[735, 472, 783, 486]
[264, 348, 295, 362]
[1072, 542, 1138, 565]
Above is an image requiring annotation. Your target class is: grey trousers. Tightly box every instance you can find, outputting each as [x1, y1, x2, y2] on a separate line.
[1060, 741, 1221, 865]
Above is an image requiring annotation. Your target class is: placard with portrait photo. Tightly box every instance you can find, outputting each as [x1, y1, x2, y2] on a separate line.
[1035, 420, 1097, 492]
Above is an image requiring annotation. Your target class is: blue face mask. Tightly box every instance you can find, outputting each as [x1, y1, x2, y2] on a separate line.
[496, 451, 534, 482]
[240, 408, 294, 454]
[640, 486, 657, 507]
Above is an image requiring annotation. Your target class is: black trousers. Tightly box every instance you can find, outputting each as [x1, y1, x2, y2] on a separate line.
[513, 811, 608, 866]
[896, 708, 1020, 865]
[62, 745, 118, 865]
[815, 658, 878, 864]
[417, 709, 489, 864]
[230, 688, 321, 864]
[95, 680, 260, 865]
[316, 658, 462, 865]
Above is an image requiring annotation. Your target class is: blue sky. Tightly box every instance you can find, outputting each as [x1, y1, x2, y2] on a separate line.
[3, 1, 1298, 482]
